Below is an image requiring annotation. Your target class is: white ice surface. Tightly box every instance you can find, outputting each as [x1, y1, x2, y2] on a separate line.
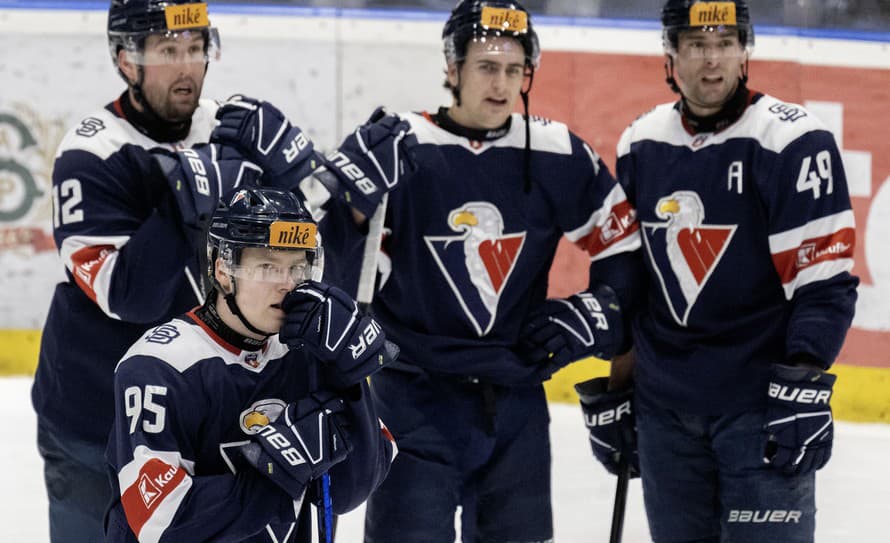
[2, 376, 888, 542]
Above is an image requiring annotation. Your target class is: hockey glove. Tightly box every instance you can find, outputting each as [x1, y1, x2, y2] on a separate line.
[212, 95, 324, 188]
[321, 107, 417, 218]
[763, 363, 837, 476]
[518, 283, 623, 380]
[152, 143, 261, 231]
[575, 377, 640, 478]
[238, 391, 352, 501]
[280, 280, 396, 389]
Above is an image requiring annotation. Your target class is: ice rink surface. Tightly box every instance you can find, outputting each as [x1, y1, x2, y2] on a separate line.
[2, 376, 887, 542]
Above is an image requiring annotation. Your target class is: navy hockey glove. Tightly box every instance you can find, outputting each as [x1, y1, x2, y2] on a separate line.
[152, 143, 261, 230]
[280, 280, 397, 389]
[518, 284, 623, 380]
[575, 377, 639, 477]
[763, 363, 837, 476]
[212, 95, 324, 188]
[238, 391, 352, 501]
[321, 107, 417, 218]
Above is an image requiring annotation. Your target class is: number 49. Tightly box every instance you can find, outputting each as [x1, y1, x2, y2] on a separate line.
[796, 150, 833, 199]
[124, 385, 167, 434]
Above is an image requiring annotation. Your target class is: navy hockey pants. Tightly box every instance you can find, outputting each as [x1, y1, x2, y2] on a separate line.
[635, 391, 816, 543]
[37, 418, 111, 543]
[364, 367, 553, 543]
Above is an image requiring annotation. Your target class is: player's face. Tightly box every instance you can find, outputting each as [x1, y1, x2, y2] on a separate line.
[671, 28, 746, 117]
[126, 32, 207, 122]
[218, 248, 309, 338]
[447, 37, 527, 130]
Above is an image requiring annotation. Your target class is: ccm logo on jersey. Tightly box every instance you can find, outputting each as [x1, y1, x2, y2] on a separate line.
[327, 150, 377, 195]
[583, 400, 631, 428]
[727, 510, 802, 523]
[768, 383, 831, 405]
[349, 320, 382, 359]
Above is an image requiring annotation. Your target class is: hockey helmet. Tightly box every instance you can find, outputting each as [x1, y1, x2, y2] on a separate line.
[107, 0, 221, 72]
[208, 188, 323, 288]
[661, 0, 754, 56]
[442, 0, 541, 69]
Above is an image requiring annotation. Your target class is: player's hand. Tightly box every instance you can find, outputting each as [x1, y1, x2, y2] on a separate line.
[280, 280, 396, 389]
[763, 363, 836, 476]
[575, 377, 640, 478]
[212, 95, 323, 188]
[151, 143, 261, 231]
[323, 107, 417, 218]
[518, 283, 623, 380]
[238, 390, 352, 500]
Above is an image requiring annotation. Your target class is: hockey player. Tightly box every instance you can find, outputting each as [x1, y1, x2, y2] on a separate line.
[292, 1, 641, 541]
[576, 1, 859, 541]
[105, 187, 397, 542]
[28, 2, 321, 541]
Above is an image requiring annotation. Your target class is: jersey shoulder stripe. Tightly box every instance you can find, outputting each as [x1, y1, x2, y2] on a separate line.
[55, 98, 219, 160]
[617, 94, 833, 157]
[118, 317, 290, 375]
[402, 111, 573, 155]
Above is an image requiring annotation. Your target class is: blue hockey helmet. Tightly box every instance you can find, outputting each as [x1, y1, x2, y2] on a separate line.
[442, 0, 541, 69]
[661, 0, 754, 55]
[208, 188, 323, 288]
[107, 0, 221, 73]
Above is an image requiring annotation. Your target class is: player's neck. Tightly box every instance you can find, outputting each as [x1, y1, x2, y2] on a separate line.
[679, 83, 755, 135]
[118, 89, 192, 143]
[195, 297, 266, 351]
[433, 107, 512, 141]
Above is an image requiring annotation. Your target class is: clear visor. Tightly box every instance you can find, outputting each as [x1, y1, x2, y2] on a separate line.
[444, 34, 540, 68]
[664, 27, 748, 60]
[219, 246, 323, 285]
[114, 27, 221, 66]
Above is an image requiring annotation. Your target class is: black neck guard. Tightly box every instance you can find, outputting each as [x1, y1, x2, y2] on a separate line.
[432, 107, 512, 141]
[678, 84, 759, 135]
[195, 297, 266, 352]
[115, 90, 192, 143]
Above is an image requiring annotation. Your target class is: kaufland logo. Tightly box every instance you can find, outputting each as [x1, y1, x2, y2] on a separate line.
[796, 243, 816, 268]
[138, 464, 179, 508]
[137, 474, 161, 508]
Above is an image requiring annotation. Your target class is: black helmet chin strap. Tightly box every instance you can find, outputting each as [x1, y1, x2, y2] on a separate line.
[520, 66, 535, 194]
[212, 274, 276, 338]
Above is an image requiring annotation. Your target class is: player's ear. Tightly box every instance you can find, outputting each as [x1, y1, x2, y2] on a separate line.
[446, 62, 460, 89]
[215, 259, 232, 291]
[118, 49, 138, 83]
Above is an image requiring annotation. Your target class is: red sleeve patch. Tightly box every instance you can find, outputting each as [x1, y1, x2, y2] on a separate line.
[71, 244, 116, 303]
[576, 200, 640, 258]
[121, 458, 186, 538]
[771, 227, 855, 284]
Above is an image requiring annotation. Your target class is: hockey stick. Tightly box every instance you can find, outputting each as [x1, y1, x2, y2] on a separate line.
[356, 193, 388, 310]
[609, 456, 630, 543]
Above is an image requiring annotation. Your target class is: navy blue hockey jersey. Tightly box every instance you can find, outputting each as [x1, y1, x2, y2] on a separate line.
[32, 98, 218, 444]
[105, 311, 396, 542]
[617, 91, 858, 414]
[367, 112, 640, 384]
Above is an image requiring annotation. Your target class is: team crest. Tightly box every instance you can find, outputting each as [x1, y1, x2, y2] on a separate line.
[424, 201, 526, 336]
[641, 191, 736, 326]
[238, 398, 286, 434]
